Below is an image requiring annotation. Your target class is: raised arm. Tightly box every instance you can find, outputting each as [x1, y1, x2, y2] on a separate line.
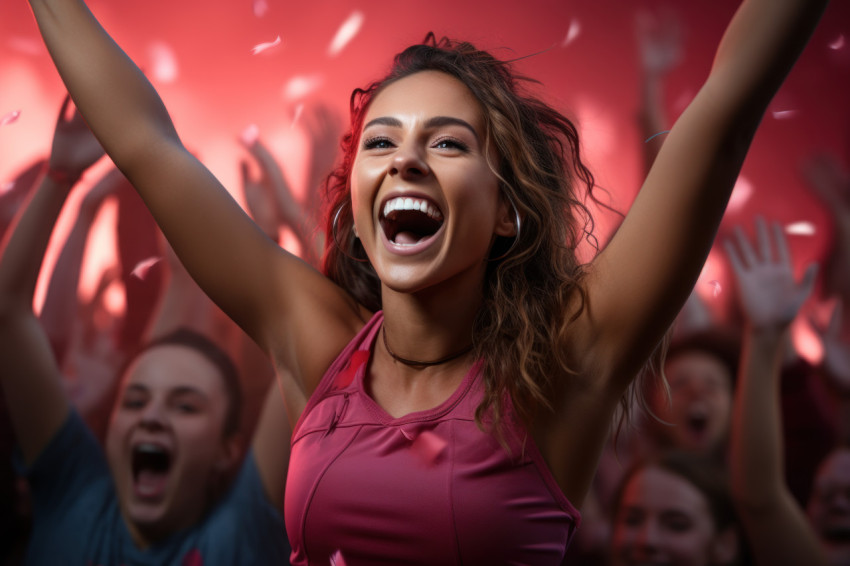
[725, 218, 826, 565]
[583, 0, 829, 385]
[0, 97, 102, 465]
[28, 0, 369, 403]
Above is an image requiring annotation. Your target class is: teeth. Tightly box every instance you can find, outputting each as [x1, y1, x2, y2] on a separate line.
[382, 196, 443, 221]
[136, 443, 166, 455]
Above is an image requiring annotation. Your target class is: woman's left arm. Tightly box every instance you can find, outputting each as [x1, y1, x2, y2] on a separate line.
[582, 0, 829, 386]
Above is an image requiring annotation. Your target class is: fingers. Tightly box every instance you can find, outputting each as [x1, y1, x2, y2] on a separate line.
[829, 300, 843, 338]
[772, 221, 791, 267]
[56, 93, 73, 127]
[797, 262, 819, 306]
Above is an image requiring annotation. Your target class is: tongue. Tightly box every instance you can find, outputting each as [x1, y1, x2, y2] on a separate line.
[395, 231, 421, 245]
[136, 470, 168, 499]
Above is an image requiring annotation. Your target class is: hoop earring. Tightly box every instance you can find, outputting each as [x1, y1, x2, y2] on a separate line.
[332, 202, 369, 263]
[488, 195, 522, 263]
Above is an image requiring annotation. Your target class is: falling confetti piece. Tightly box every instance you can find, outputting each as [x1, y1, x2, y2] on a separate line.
[708, 280, 722, 298]
[785, 221, 816, 236]
[644, 130, 671, 143]
[131, 256, 162, 280]
[771, 109, 796, 120]
[410, 430, 447, 466]
[283, 74, 323, 100]
[251, 35, 282, 55]
[830, 35, 845, 51]
[253, 0, 269, 17]
[562, 19, 581, 47]
[0, 181, 15, 195]
[291, 103, 304, 128]
[1, 111, 21, 126]
[328, 11, 364, 57]
[148, 41, 179, 84]
[329, 550, 347, 566]
[241, 124, 260, 146]
[727, 175, 753, 214]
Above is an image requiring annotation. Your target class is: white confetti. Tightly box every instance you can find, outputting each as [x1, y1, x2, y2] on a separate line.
[562, 19, 581, 47]
[327, 11, 364, 57]
[148, 41, 179, 84]
[830, 35, 845, 51]
[251, 35, 282, 55]
[241, 124, 260, 146]
[0, 181, 15, 195]
[1, 110, 21, 126]
[131, 256, 162, 280]
[253, 0, 269, 17]
[329, 550, 347, 566]
[784, 221, 816, 236]
[771, 109, 797, 120]
[708, 280, 722, 298]
[283, 75, 323, 100]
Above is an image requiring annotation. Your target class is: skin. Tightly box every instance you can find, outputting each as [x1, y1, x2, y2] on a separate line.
[654, 351, 733, 455]
[105, 344, 240, 547]
[612, 466, 733, 566]
[808, 448, 850, 565]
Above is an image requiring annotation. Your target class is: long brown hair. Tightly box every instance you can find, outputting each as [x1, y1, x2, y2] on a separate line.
[322, 34, 598, 432]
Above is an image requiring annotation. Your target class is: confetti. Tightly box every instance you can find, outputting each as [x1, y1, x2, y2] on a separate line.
[291, 103, 304, 128]
[131, 256, 162, 280]
[727, 175, 753, 214]
[708, 280, 722, 298]
[1, 111, 21, 126]
[785, 221, 816, 236]
[241, 124, 260, 146]
[644, 129, 671, 143]
[830, 35, 845, 51]
[562, 19, 581, 47]
[327, 11, 364, 57]
[251, 35, 282, 55]
[0, 181, 14, 195]
[283, 75, 323, 100]
[148, 41, 179, 84]
[410, 430, 447, 466]
[253, 0, 269, 18]
[771, 109, 796, 120]
[329, 550, 347, 566]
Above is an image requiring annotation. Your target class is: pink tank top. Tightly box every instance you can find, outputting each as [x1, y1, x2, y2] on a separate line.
[285, 312, 580, 565]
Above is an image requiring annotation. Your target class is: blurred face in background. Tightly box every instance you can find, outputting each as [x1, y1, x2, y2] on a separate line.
[611, 465, 737, 566]
[808, 447, 850, 565]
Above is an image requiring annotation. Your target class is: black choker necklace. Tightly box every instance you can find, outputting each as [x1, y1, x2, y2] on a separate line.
[381, 327, 473, 368]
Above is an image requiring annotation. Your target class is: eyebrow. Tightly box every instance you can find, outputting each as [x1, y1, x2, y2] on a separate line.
[363, 115, 480, 142]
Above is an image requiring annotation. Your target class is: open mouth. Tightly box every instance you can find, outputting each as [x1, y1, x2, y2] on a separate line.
[380, 196, 444, 246]
[132, 443, 172, 499]
[823, 525, 850, 544]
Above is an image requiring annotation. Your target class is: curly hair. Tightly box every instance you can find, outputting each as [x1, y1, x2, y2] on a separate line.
[322, 34, 599, 433]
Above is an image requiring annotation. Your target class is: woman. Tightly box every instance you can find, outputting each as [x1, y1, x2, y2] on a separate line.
[26, 0, 828, 562]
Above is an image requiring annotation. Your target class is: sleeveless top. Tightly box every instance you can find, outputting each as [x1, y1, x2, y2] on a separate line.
[285, 312, 580, 565]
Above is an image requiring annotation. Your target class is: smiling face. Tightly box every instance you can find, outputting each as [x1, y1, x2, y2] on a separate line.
[653, 351, 733, 455]
[350, 70, 515, 296]
[105, 344, 239, 546]
[612, 466, 734, 566]
[808, 448, 850, 564]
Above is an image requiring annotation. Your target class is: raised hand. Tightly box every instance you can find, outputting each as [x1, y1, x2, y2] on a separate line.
[724, 217, 817, 330]
[240, 159, 281, 241]
[48, 94, 105, 179]
[636, 9, 683, 78]
[812, 303, 850, 395]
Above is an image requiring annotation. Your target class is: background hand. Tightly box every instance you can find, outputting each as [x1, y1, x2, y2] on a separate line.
[48, 94, 106, 178]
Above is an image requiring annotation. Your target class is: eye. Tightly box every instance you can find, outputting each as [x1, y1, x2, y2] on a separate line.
[363, 136, 394, 150]
[618, 508, 645, 528]
[121, 391, 147, 410]
[176, 403, 199, 414]
[661, 511, 694, 533]
[432, 136, 468, 152]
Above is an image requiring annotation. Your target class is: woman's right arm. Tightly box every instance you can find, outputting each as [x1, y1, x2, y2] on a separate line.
[28, 0, 366, 398]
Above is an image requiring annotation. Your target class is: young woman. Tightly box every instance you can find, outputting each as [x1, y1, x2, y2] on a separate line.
[26, 0, 828, 562]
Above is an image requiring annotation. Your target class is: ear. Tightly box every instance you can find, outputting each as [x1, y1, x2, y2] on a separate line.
[711, 527, 740, 565]
[493, 195, 518, 238]
[216, 433, 243, 473]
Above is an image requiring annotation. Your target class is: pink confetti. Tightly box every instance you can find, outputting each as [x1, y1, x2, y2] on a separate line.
[830, 35, 845, 51]
[0, 181, 15, 195]
[131, 256, 162, 280]
[327, 11, 364, 57]
[771, 109, 797, 120]
[253, 0, 269, 17]
[241, 124, 260, 146]
[148, 41, 179, 84]
[708, 280, 722, 298]
[329, 550, 347, 566]
[1, 111, 21, 126]
[251, 35, 282, 55]
[283, 75, 323, 100]
[784, 221, 816, 236]
[410, 430, 447, 466]
[562, 19, 581, 47]
[727, 175, 753, 214]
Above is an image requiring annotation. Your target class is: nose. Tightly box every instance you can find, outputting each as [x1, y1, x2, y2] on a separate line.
[635, 519, 662, 552]
[389, 142, 429, 179]
[139, 400, 167, 430]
